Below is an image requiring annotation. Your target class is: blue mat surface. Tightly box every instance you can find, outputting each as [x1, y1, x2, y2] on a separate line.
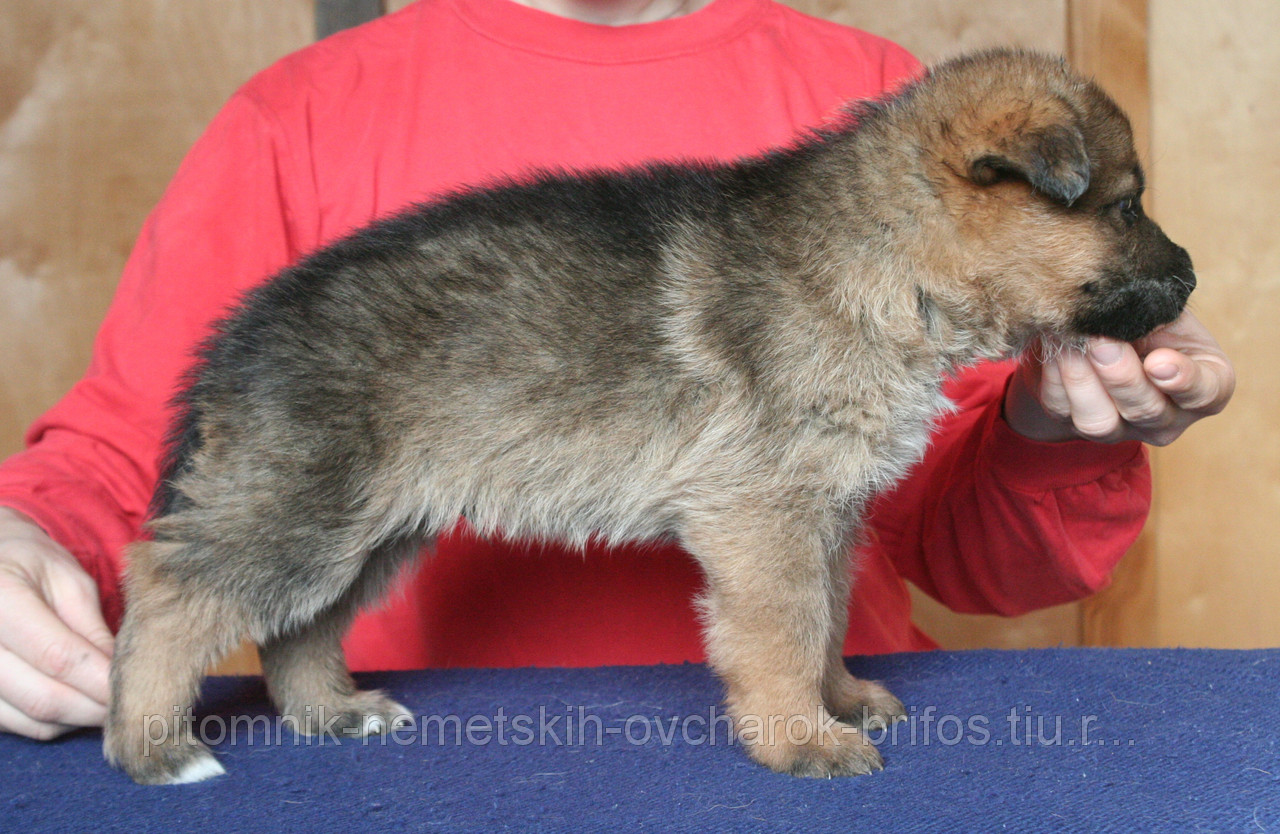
[3, 648, 1277, 832]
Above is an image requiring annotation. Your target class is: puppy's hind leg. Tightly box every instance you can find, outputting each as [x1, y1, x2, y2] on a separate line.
[260, 538, 420, 740]
[104, 541, 245, 785]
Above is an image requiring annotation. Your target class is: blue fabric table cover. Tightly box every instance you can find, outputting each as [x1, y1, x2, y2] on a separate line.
[3, 648, 1277, 832]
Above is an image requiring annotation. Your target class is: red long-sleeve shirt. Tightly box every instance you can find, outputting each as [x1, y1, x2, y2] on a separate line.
[0, 0, 1149, 670]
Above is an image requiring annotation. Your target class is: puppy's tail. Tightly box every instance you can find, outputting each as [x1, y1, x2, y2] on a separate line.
[149, 327, 228, 522]
[149, 396, 202, 522]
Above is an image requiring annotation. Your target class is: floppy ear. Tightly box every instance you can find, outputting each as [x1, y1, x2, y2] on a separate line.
[968, 122, 1091, 206]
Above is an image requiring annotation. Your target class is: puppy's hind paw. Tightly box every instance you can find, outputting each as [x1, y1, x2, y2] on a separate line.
[283, 689, 415, 739]
[827, 675, 908, 732]
[329, 691, 414, 739]
[105, 735, 226, 786]
[357, 700, 416, 736]
[165, 750, 227, 785]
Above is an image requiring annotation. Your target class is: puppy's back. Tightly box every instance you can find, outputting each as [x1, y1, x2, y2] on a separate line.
[153, 163, 737, 543]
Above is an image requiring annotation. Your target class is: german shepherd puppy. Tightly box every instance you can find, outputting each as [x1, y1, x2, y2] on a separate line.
[105, 49, 1193, 783]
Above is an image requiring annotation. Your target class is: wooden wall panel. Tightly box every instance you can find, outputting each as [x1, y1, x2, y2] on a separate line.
[785, 0, 1066, 61]
[1146, 0, 1280, 647]
[0, 1, 312, 459]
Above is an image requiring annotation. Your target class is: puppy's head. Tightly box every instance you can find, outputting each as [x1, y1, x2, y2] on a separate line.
[918, 50, 1194, 346]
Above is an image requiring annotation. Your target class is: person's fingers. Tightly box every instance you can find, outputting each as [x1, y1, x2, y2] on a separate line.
[45, 566, 115, 662]
[1056, 346, 1126, 442]
[1136, 310, 1236, 411]
[0, 578, 112, 706]
[0, 694, 75, 741]
[0, 508, 115, 736]
[1085, 338, 1176, 431]
[1002, 353, 1079, 442]
[1011, 311, 1234, 446]
[0, 646, 107, 730]
[1144, 347, 1235, 415]
[1035, 354, 1073, 423]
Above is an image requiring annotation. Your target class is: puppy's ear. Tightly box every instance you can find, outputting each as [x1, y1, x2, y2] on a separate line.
[968, 122, 1091, 206]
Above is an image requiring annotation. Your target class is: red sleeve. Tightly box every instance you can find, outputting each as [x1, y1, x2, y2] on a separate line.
[0, 84, 313, 629]
[868, 360, 1151, 617]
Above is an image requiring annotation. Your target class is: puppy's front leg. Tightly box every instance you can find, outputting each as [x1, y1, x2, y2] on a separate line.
[821, 550, 907, 732]
[684, 506, 885, 777]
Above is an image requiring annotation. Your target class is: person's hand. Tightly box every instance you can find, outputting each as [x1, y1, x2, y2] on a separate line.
[0, 506, 114, 739]
[1004, 310, 1235, 446]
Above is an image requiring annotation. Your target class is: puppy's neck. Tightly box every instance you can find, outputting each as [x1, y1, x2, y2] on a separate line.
[782, 122, 1028, 371]
[660, 120, 1029, 408]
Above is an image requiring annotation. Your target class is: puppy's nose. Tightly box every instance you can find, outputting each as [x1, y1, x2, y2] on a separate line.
[1166, 244, 1195, 293]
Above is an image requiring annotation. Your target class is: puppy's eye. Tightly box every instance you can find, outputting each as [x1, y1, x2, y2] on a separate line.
[1111, 196, 1141, 225]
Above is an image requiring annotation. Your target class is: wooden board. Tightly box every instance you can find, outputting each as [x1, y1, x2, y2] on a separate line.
[1145, 0, 1280, 647]
[787, 0, 1066, 61]
[0, 1, 312, 460]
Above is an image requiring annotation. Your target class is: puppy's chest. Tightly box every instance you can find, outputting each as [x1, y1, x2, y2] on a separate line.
[796, 380, 951, 494]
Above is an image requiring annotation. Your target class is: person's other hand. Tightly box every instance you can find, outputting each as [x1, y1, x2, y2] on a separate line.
[1004, 310, 1235, 446]
[0, 506, 114, 738]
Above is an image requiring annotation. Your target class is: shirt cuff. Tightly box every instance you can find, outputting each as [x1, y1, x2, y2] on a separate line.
[982, 396, 1147, 493]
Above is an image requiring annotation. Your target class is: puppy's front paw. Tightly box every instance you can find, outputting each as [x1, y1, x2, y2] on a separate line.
[282, 689, 414, 738]
[733, 703, 885, 778]
[746, 718, 884, 778]
[826, 674, 907, 732]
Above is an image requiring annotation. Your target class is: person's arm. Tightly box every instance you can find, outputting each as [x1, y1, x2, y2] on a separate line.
[872, 359, 1151, 616]
[874, 311, 1233, 617]
[0, 83, 311, 736]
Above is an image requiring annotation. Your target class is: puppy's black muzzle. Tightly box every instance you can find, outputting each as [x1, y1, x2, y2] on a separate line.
[1072, 222, 1195, 342]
